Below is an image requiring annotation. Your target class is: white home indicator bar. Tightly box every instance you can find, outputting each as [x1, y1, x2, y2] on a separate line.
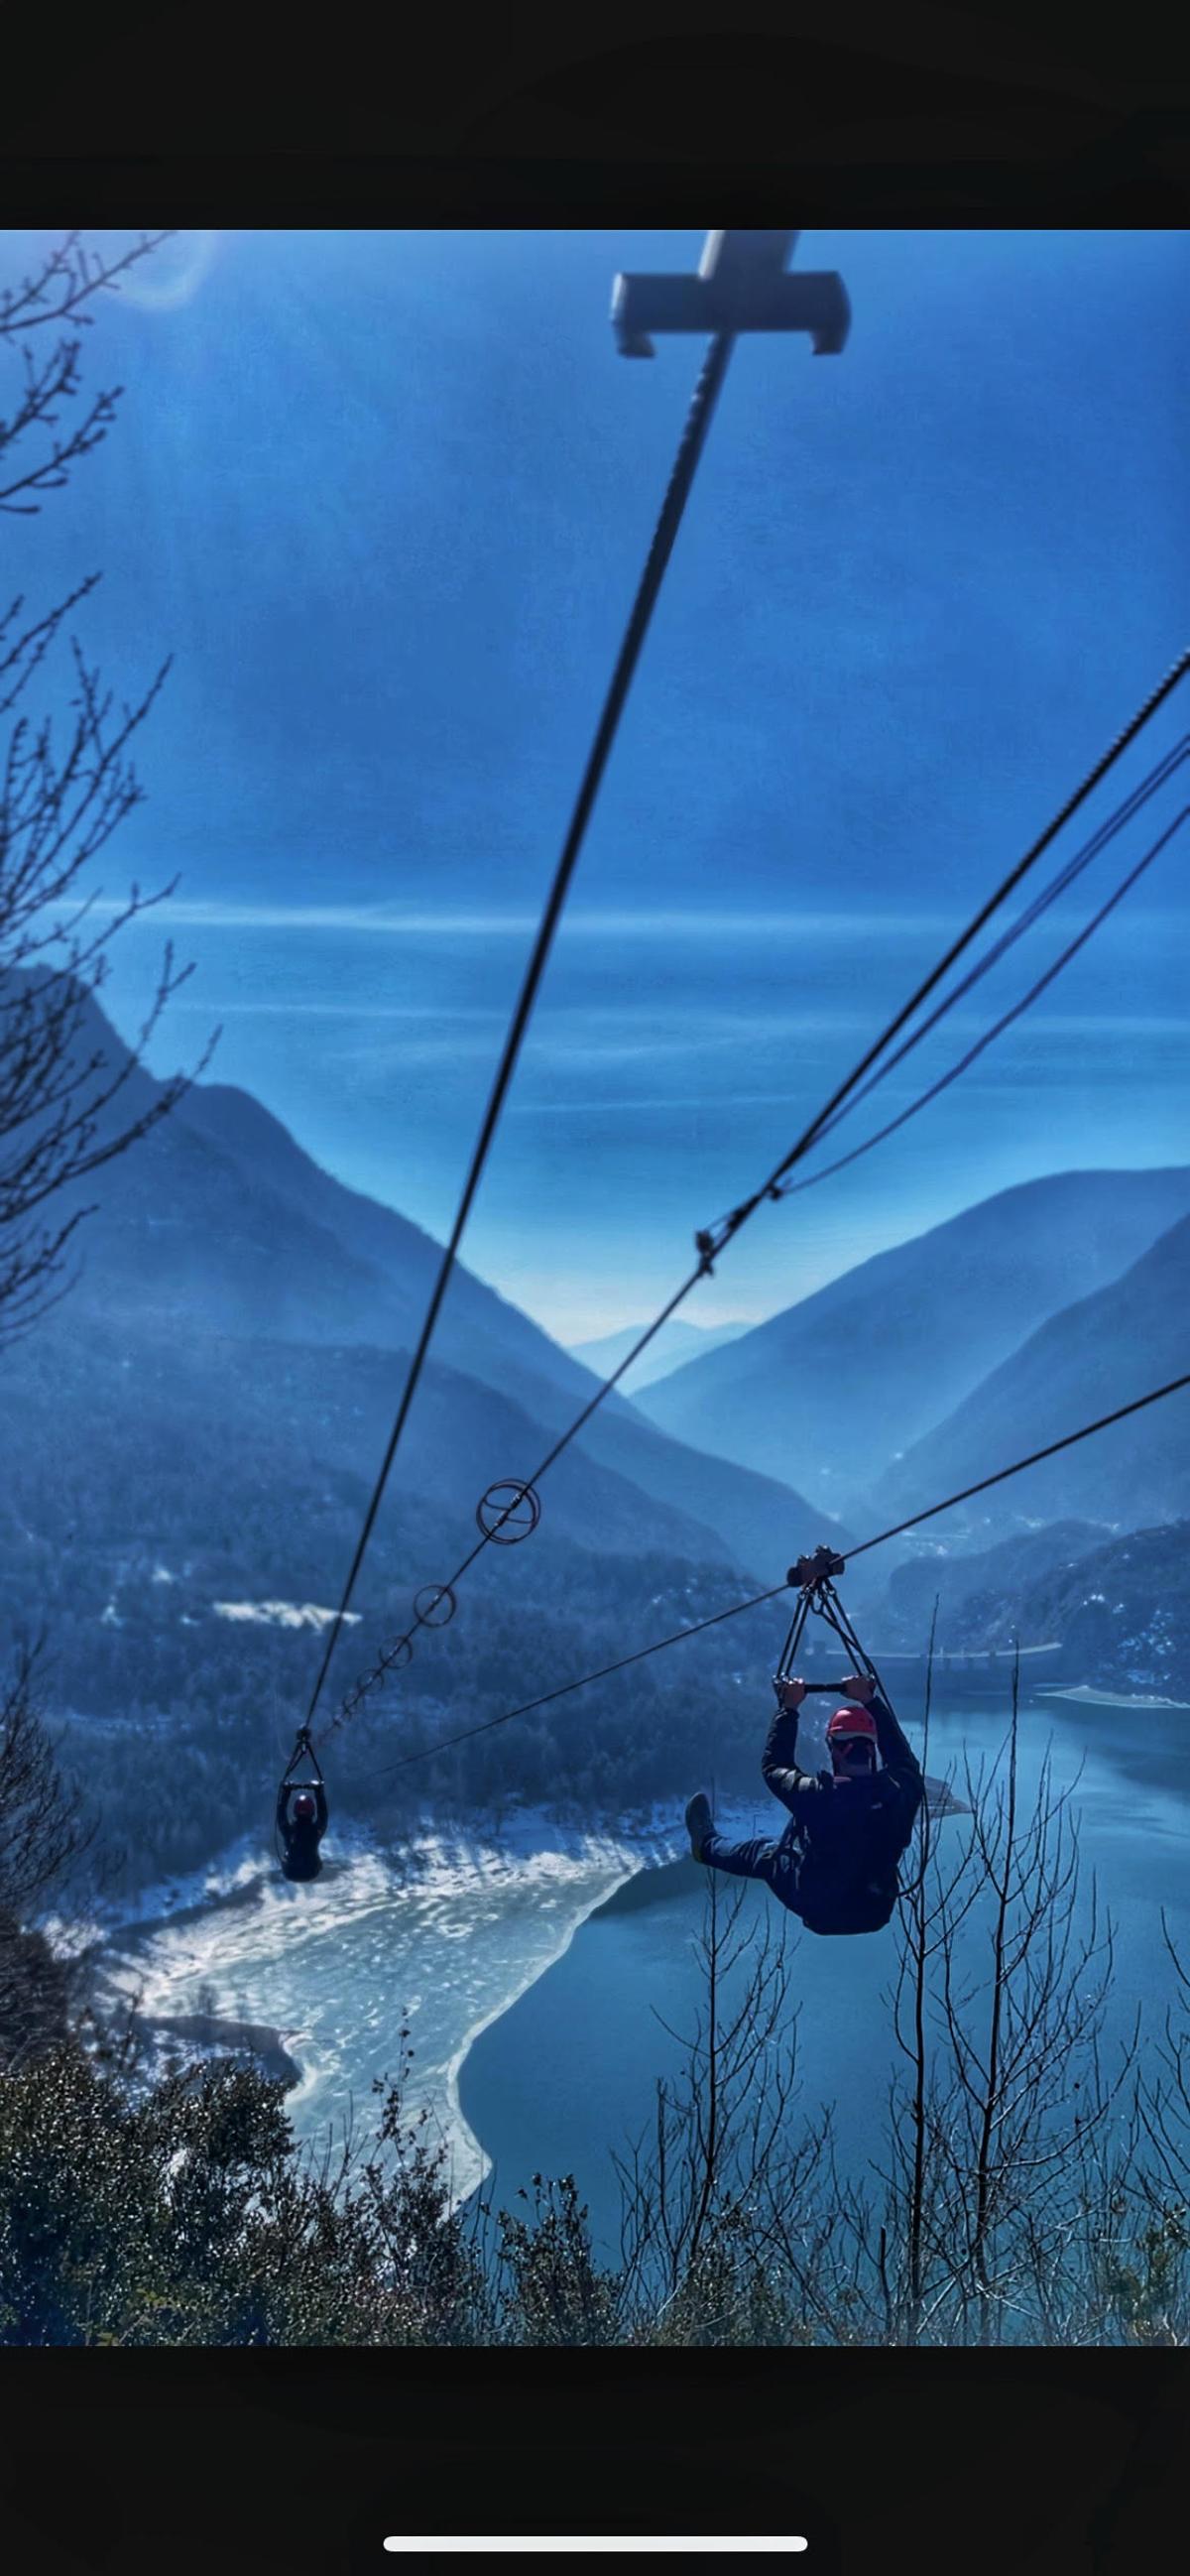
[383, 2542, 808, 2556]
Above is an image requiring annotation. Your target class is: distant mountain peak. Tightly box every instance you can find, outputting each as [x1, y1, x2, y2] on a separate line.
[633, 1165, 1190, 1508]
[568, 1314, 753, 1390]
[8, 975, 840, 1585]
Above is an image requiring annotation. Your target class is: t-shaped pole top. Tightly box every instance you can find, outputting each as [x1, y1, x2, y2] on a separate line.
[612, 229, 850, 358]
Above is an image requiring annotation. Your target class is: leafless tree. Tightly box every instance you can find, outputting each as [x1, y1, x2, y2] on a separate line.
[878, 1604, 985, 2338]
[0, 1643, 98, 2068]
[852, 1652, 1138, 2344]
[0, 229, 216, 1343]
[577, 1653, 1182, 2346]
[613, 1872, 831, 2342]
[0, 1643, 94, 1919]
[1135, 1914, 1190, 2207]
[1072, 1912, 1190, 2345]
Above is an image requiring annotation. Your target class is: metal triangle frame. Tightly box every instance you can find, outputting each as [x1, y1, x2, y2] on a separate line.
[775, 1544, 892, 1706]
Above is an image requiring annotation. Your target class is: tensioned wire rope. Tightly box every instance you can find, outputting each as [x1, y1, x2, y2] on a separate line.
[776, 794, 1187, 1205]
[685, 734, 1187, 1240]
[303, 327, 742, 1731]
[349, 778, 1183, 1698]
[784, 732, 1188, 1161]
[331, 645, 1189, 1731]
[368, 1368, 1190, 1779]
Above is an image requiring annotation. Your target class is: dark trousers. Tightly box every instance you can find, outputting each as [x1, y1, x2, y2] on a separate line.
[701, 1826, 804, 1918]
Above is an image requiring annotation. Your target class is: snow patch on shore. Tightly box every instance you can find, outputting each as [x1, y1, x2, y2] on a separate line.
[77, 1802, 703, 2207]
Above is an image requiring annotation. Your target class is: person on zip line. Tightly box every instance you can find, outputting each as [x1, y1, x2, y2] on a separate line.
[685, 1669, 923, 1936]
[276, 1730, 329, 1884]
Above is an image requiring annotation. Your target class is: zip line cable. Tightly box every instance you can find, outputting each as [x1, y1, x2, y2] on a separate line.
[664, 646, 1189, 1262]
[796, 733, 1188, 1161]
[370, 1367, 1190, 1779]
[777, 798, 1187, 1203]
[843, 1368, 1190, 1559]
[371, 1582, 791, 1778]
[333, 644, 1189, 1730]
[689, 654, 1188, 1251]
[303, 327, 740, 1729]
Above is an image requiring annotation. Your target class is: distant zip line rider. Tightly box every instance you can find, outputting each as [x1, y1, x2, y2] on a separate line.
[685, 1669, 923, 1936]
[276, 1727, 329, 1883]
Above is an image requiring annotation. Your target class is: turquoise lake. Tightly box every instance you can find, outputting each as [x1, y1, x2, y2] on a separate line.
[458, 1692, 1190, 2258]
[96, 1689, 1190, 2265]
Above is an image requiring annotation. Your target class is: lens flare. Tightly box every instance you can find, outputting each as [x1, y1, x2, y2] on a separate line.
[112, 229, 221, 311]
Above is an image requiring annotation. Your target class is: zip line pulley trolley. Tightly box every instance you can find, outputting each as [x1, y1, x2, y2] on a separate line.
[775, 1544, 888, 1702]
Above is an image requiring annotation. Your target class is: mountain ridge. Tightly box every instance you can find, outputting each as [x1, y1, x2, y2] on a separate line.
[568, 1316, 753, 1389]
[633, 1165, 1190, 1507]
[5, 974, 849, 1582]
[876, 1211, 1190, 1534]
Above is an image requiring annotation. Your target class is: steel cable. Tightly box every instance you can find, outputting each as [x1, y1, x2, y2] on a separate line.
[369, 1368, 1190, 1777]
[336, 647, 1189, 1727]
[304, 330, 739, 1728]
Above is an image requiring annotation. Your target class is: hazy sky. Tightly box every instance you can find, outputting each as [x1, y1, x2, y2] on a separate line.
[8, 226, 1187, 1340]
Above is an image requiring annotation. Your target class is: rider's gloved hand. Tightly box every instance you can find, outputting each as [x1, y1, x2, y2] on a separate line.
[774, 1675, 808, 1712]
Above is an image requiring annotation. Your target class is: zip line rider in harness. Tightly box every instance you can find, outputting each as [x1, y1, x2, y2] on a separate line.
[685, 1650, 924, 1938]
[276, 1728, 329, 1884]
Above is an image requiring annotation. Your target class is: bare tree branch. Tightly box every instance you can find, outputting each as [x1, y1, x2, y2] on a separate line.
[0, 230, 217, 1341]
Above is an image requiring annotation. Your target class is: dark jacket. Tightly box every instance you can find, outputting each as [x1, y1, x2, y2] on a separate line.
[277, 1781, 328, 1884]
[761, 1690, 923, 1935]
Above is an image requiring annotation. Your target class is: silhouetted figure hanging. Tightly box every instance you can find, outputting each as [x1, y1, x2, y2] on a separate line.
[276, 1727, 329, 1884]
[685, 1669, 923, 1936]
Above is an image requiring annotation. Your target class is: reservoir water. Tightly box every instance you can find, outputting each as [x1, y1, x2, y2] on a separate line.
[458, 1691, 1190, 2255]
[94, 1692, 1190, 2258]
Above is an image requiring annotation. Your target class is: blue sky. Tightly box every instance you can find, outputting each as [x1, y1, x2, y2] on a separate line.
[7, 226, 1187, 1340]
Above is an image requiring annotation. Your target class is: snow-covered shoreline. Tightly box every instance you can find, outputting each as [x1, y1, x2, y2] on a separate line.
[64, 1799, 733, 2206]
[58, 1800, 694, 1949]
[1038, 1683, 1190, 1710]
[46, 1810, 386, 1952]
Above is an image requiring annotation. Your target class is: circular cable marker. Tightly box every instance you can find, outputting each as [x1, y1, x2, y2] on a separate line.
[476, 1479, 541, 1544]
[414, 1583, 457, 1629]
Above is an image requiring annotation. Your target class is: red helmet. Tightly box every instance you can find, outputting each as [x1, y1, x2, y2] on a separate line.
[826, 1704, 878, 1745]
[293, 1790, 317, 1821]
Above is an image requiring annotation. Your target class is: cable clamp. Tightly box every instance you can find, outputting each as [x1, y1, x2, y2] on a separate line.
[787, 1543, 848, 1591]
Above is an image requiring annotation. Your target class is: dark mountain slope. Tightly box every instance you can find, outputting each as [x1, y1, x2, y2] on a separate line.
[13, 979, 842, 1577]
